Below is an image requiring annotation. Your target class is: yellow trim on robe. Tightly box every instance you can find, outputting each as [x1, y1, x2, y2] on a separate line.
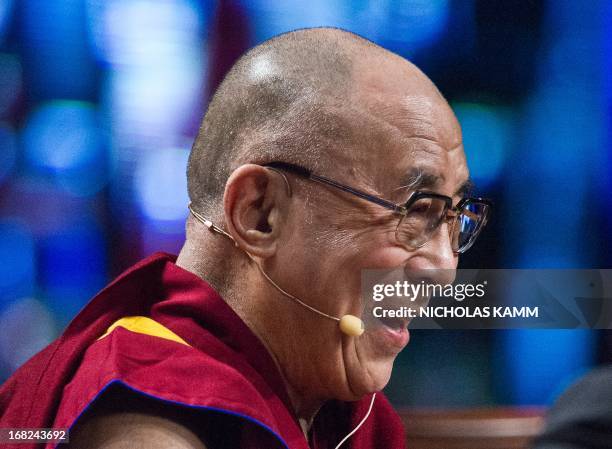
[98, 316, 191, 347]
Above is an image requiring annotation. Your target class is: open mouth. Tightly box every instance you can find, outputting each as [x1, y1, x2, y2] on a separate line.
[377, 316, 408, 332]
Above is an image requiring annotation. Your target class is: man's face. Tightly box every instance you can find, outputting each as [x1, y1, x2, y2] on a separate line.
[269, 63, 470, 401]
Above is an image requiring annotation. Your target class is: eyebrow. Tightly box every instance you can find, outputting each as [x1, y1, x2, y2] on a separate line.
[398, 168, 441, 191]
[454, 178, 475, 198]
[397, 167, 475, 198]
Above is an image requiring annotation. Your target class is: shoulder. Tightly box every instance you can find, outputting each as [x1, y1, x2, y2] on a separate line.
[67, 383, 238, 449]
[68, 409, 207, 449]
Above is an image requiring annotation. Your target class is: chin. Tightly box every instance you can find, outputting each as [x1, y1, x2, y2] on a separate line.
[363, 356, 396, 391]
[339, 326, 406, 400]
[343, 353, 397, 400]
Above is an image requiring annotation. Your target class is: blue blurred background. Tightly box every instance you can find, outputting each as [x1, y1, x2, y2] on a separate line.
[0, 0, 610, 408]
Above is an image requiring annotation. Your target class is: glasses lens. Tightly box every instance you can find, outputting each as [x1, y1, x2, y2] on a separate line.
[396, 196, 449, 249]
[452, 201, 490, 253]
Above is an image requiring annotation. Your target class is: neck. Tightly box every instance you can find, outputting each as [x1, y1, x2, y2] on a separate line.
[176, 237, 325, 436]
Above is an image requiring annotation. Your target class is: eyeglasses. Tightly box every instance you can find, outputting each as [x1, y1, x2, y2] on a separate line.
[263, 161, 492, 254]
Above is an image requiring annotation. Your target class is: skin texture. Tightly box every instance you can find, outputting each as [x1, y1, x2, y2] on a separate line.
[68, 384, 280, 449]
[73, 28, 470, 447]
[69, 412, 207, 449]
[68, 385, 209, 449]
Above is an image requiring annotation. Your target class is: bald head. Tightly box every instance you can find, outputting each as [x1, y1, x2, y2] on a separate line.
[187, 27, 450, 213]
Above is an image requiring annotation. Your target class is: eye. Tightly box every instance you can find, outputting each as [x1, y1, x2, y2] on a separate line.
[408, 198, 433, 215]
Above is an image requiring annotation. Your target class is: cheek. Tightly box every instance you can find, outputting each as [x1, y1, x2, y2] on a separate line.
[290, 209, 409, 300]
[360, 245, 410, 270]
[315, 244, 411, 319]
[313, 228, 410, 289]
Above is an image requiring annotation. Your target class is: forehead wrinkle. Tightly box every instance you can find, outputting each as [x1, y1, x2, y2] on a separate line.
[334, 93, 466, 195]
[394, 100, 438, 138]
[345, 82, 468, 204]
[346, 101, 447, 165]
[352, 98, 461, 169]
[351, 112, 466, 199]
[335, 103, 451, 198]
[398, 95, 462, 150]
[363, 99, 440, 144]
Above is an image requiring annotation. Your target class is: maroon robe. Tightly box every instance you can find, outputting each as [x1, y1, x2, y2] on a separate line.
[0, 253, 406, 449]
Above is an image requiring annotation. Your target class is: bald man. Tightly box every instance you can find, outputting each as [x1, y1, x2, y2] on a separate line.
[0, 28, 490, 448]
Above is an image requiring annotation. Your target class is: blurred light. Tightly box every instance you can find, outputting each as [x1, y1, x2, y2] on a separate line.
[497, 330, 596, 405]
[0, 178, 97, 237]
[86, 0, 206, 66]
[501, 87, 597, 261]
[604, 3, 612, 242]
[142, 219, 185, 257]
[453, 103, 509, 188]
[245, 0, 351, 42]
[376, 0, 450, 52]
[0, 220, 35, 300]
[135, 147, 190, 222]
[0, 298, 56, 370]
[521, 85, 601, 177]
[40, 220, 107, 323]
[90, 0, 207, 147]
[498, 1, 603, 405]
[21, 0, 96, 99]
[105, 61, 204, 145]
[0, 54, 22, 117]
[22, 100, 108, 196]
[0, 0, 14, 43]
[23, 101, 99, 171]
[246, 0, 449, 53]
[0, 123, 17, 184]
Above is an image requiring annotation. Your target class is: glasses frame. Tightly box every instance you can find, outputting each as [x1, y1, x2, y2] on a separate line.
[263, 161, 492, 254]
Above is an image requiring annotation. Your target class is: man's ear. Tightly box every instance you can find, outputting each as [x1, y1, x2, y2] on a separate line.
[223, 164, 288, 258]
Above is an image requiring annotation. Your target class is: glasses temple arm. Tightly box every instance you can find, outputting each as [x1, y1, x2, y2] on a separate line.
[309, 173, 404, 213]
[263, 161, 404, 213]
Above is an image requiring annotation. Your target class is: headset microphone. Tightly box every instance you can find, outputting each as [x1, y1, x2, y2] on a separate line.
[188, 205, 364, 337]
[189, 206, 374, 449]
